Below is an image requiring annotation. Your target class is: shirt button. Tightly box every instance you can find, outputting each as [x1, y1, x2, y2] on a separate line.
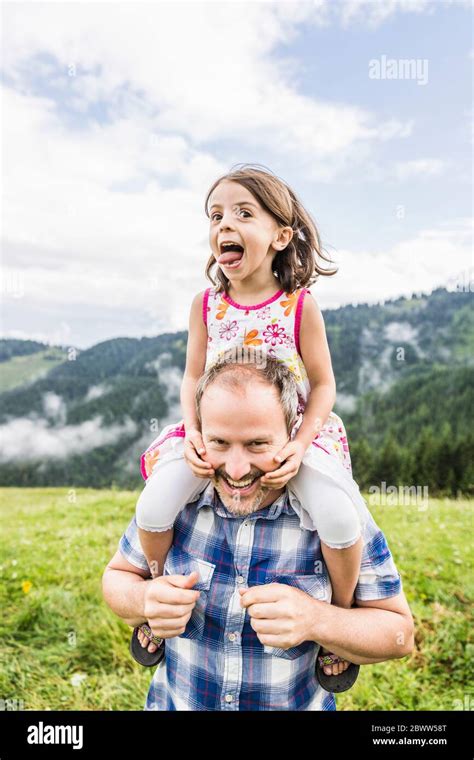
[236, 575, 245, 584]
[228, 633, 236, 642]
[225, 694, 234, 703]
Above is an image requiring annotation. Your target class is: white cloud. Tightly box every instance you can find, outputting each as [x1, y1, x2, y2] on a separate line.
[337, 0, 447, 28]
[0, 415, 137, 462]
[394, 159, 447, 180]
[84, 384, 110, 402]
[314, 218, 473, 309]
[384, 322, 419, 343]
[42, 392, 67, 424]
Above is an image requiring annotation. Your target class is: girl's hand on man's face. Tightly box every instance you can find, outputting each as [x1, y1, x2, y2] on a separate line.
[260, 440, 306, 489]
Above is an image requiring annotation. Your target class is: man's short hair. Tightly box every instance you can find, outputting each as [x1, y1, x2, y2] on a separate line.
[195, 350, 300, 434]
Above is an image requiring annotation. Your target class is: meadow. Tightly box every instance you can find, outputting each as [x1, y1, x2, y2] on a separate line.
[0, 487, 472, 711]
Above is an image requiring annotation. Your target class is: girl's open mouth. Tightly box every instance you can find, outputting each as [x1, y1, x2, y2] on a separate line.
[217, 243, 244, 269]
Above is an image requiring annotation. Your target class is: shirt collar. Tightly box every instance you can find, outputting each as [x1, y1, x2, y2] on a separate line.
[193, 482, 295, 520]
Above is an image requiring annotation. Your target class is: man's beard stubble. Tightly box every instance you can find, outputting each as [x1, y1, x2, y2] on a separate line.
[211, 466, 269, 516]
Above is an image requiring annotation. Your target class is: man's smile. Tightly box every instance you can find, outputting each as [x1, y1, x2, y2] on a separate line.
[219, 472, 261, 496]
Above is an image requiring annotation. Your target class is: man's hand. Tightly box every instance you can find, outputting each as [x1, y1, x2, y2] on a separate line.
[260, 440, 306, 489]
[184, 428, 215, 478]
[144, 570, 201, 639]
[239, 581, 318, 650]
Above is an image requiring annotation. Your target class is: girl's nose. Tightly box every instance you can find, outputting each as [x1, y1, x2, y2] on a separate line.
[219, 212, 235, 229]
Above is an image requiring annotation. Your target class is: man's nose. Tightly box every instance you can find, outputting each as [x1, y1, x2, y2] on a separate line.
[225, 449, 252, 481]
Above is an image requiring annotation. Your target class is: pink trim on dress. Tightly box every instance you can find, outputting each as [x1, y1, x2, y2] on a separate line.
[312, 440, 331, 456]
[222, 288, 285, 311]
[202, 288, 210, 327]
[294, 288, 308, 356]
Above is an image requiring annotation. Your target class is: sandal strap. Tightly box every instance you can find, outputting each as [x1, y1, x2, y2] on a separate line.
[139, 623, 164, 647]
[318, 652, 342, 666]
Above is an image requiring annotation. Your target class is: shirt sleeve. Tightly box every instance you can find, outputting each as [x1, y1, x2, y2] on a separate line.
[354, 512, 402, 601]
[118, 515, 151, 572]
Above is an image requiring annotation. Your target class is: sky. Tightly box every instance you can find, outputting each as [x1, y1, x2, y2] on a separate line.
[1, 0, 472, 350]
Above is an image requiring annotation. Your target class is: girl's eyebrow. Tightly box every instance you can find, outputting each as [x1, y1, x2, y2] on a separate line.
[210, 201, 258, 210]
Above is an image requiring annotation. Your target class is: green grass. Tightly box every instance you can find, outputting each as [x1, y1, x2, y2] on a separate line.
[0, 349, 66, 393]
[0, 488, 472, 711]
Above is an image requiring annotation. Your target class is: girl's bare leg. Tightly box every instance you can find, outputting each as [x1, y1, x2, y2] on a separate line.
[320, 535, 363, 675]
[138, 526, 174, 579]
[136, 526, 174, 652]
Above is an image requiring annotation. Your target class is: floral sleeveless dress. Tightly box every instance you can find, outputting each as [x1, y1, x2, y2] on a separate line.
[140, 286, 368, 530]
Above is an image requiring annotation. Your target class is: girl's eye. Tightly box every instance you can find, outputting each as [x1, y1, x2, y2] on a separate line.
[210, 209, 251, 221]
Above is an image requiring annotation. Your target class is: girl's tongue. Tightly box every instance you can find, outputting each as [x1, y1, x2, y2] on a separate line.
[217, 250, 243, 266]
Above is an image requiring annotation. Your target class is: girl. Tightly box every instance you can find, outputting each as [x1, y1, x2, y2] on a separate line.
[131, 164, 369, 692]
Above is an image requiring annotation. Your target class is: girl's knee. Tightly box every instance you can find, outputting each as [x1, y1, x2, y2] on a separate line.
[135, 481, 181, 531]
[315, 491, 362, 547]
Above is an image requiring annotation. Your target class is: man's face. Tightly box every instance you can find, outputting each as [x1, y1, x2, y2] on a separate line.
[200, 379, 290, 516]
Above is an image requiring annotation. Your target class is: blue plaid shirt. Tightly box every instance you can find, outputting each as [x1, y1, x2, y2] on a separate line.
[119, 483, 402, 711]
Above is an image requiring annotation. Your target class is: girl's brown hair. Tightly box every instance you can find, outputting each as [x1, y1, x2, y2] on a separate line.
[204, 163, 337, 294]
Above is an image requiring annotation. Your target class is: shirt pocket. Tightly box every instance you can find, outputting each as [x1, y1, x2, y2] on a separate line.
[262, 572, 326, 660]
[163, 549, 216, 640]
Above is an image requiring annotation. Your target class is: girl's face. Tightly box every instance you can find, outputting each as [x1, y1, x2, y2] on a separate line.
[208, 180, 291, 285]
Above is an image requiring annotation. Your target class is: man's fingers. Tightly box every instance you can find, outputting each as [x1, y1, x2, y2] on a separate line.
[149, 625, 189, 639]
[240, 584, 287, 607]
[246, 602, 282, 619]
[165, 571, 199, 589]
[148, 612, 193, 633]
[250, 617, 282, 634]
[152, 602, 196, 618]
[147, 574, 201, 605]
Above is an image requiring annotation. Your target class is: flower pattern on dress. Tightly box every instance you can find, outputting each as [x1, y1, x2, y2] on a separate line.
[256, 305, 271, 321]
[280, 291, 299, 316]
[219, 319, 239, 341]
[263, 322, 287, 347]
[216, 299, 229, 320]
[243, 329, 263, 346]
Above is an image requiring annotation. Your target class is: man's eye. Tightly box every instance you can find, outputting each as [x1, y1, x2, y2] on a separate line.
[211, 439, 226, 445]
[250, 442, 266, 447]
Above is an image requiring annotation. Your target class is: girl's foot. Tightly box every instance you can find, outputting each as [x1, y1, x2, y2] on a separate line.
[137, 626, 159, 654]
[316, 647, 360, 693]
[130, 624, 165, 667]
[319, 647, 351, 676]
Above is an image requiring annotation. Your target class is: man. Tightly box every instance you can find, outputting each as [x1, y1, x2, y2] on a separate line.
[102, 356, 414, 710]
